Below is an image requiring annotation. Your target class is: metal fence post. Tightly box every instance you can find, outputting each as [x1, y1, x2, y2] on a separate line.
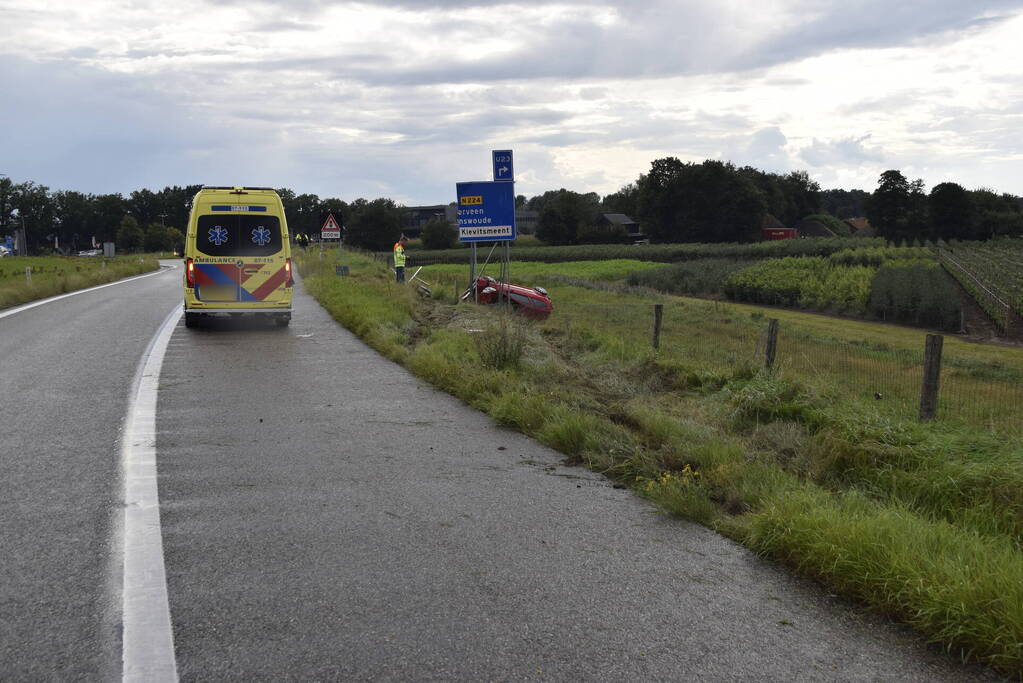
[920, 333, 944, 421]
[651, 304, 663, 350]
[25, 267, 31, 282]
[765, 319, 779, 368]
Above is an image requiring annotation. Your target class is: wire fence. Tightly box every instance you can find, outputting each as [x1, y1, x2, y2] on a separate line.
[336, 253, 1023, 431]
[556, 300, 1023, 431]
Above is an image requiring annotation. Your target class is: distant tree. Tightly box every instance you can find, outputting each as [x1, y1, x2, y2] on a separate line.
[515, 194, 527, 209]
[143, 222, 182, 252]
[928, 182, 973, 240]
[127, 188, 160, 226]
[820, 188, 870, 218]
[92, 193, 128, 243]
[292, 193, 322, 236]
[865, 170, 911, 242]
[420, 218, 457, 250]
[602, 182, 640, 217]
[116, 216, 145, 252]
[52, 190, 93, 250]
[12, 181, 55, 253]
[906, 178, 929, 242]
[345, 198, 403, 251]
[156, 184, 203, 230]
[636, 158, 765, 243]
[535, 190, 600, 245]
[778, 171, 822, 226]
[970, 189, 1023, 239]
[0, 176, 14, 230]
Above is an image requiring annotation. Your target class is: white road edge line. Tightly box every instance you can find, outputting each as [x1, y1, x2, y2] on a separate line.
[0, 264, 175, 320]
[121, 304, 182, 683]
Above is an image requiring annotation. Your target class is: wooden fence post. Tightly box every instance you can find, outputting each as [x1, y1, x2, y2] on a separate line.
[652, 304, 663, 350]
[765, 318, 779, 368]
[920, 333, 944, 421]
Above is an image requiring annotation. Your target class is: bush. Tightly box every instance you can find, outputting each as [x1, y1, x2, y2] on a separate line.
[627, 258, 759, 296]
[724, 257, 874, 313]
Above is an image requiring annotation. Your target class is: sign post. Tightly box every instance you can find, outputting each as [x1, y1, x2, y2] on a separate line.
[459, 150, 517, 301]
[455, 181, 516, 243]
[492, 150, 514, 182]
[320, 213, 341, 240]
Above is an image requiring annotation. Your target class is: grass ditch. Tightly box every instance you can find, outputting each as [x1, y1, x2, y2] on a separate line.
[0, 256, 160, 310]
[298, 250, 1023, 674]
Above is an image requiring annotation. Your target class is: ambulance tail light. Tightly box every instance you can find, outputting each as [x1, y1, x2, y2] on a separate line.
[185, 258, 195, 287]
[285, 258, 294, 287]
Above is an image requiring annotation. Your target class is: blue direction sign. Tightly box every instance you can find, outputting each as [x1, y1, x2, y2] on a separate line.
[456, 181, 517, 242]
[492, 150, 514, 182]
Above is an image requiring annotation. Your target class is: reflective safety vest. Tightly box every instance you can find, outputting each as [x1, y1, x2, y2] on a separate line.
[393, 243, 406, 267]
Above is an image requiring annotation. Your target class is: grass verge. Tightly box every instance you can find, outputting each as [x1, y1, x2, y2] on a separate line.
[298, 250, 1023, 675]
[0, 256, 160, 310]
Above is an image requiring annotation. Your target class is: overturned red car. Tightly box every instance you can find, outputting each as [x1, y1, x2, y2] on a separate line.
[463, 275, 553, 320]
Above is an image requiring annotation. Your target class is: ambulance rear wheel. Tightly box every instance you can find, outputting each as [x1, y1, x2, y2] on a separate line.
[184, 312, 202, 328]
[275, 314, 291, 328]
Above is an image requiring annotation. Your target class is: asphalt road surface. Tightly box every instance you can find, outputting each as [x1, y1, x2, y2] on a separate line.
[0, 260, 1000, 681]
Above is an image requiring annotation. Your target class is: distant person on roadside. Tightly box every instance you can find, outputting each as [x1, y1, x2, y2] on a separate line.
[393, 235, 408, 283]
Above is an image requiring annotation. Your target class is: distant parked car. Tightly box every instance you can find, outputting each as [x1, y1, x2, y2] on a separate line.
[77, 249, 101, 257]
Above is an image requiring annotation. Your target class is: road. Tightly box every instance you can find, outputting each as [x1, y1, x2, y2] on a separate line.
[0, 260, 998, 681]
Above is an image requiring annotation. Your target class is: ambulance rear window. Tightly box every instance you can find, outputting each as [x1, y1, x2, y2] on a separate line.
[196, 214, 283, 256]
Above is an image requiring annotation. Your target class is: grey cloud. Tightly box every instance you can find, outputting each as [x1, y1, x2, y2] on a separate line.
[578, 87, 607, 101]
[799, 135, 883, 167]
[278, 2, 1023, 86]
[250, 19, 321, 32]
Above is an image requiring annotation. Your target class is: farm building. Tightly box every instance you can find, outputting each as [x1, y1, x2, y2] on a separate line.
[845, 217, 875, 237]
[597, 214, 647, 242]
[796, 217, 838, 238]
[761, 214, 797, 240]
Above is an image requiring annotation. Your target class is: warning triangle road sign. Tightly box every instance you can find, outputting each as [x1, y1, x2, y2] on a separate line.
[321, 213, 342, 238]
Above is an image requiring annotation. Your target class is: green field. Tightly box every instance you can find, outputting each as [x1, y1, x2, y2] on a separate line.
[299, 249, 1023, 674]
[0, 256, 160, 310]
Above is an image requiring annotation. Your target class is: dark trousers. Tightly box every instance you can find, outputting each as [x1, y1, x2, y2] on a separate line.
[395, 266, 405, 283]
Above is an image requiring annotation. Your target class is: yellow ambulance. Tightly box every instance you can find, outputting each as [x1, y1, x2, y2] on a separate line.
[183, 186, 294, 328]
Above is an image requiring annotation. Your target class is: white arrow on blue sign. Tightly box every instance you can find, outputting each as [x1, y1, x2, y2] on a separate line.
[492, 150, 514, 182]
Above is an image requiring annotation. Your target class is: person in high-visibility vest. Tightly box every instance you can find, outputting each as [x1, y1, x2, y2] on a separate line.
[393, 235, 408, 283]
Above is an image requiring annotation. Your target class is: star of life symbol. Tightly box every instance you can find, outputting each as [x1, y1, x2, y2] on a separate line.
[208, 225, 229, 246]
[251, 226, 271, 246]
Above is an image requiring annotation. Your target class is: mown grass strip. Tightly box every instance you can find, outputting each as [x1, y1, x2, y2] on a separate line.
[297, 249, 1023, 675]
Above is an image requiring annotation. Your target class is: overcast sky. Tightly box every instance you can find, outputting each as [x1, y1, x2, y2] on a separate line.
[1, 0, 1021, 205]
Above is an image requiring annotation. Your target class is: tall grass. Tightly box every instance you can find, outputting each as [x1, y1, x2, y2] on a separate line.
[0, 256, 159, 309]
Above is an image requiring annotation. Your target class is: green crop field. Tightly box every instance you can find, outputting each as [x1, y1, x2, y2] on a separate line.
[941, 238, 1023, 327]
[299, 249, 1023, 674]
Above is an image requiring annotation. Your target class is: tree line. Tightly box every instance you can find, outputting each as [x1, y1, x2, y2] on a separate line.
[0, 179, 409, 254]
[2, 163, 1020, 254]
[525, 160, 1023, 246]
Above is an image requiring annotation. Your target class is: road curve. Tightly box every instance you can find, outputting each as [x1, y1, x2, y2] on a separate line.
[0, 262, 182, 680]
